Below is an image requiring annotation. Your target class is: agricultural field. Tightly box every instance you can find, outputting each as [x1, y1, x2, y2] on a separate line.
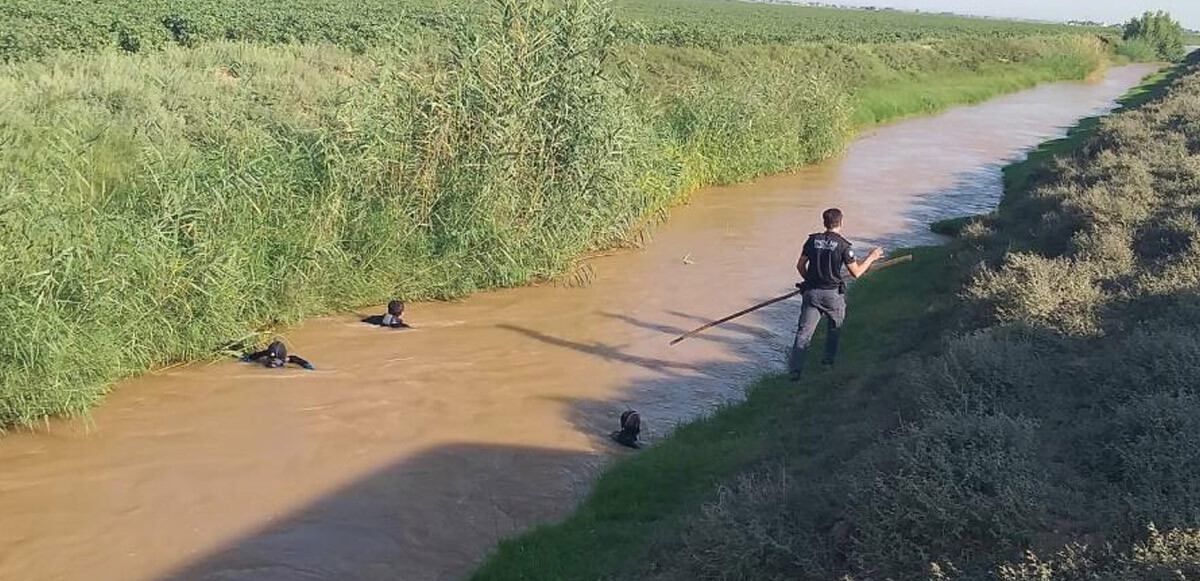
[0, 0, 445, 62]
[609, 0, 1111, 46]
[0, 0, 1113, 62]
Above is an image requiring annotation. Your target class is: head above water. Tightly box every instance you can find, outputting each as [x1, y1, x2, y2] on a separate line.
[823, 208, 843, 231]
[620, 409, 640, 435]
[387, 300, 405, 316]
[613, 409, 641, 448]
[266, 340, 287, 368]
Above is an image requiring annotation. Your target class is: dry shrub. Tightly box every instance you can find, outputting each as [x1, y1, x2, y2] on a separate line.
[1087, 112, 1160, 155]
[1150, 152, 1200, 199]
[672, 468, 810, 581]
[1133, 212, 1198, 264]
[1096, 324, 1200, 399]
[1059, 180, 1155, 230]
[847, 411, 1046, 579]
[996, 526, 1200, 581]
[840, 51, 1200, 581]
[968, 253, 1102, 336]
[1133, 252, 1200, 296]
[912, 326, 1061, 416]
[1069, 223, 1134, 277]
[1097, 390, 1200, 530]
[959, 219, 995, 244]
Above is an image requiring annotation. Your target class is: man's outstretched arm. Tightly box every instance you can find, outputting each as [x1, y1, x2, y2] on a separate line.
[845, 247, 885, 278]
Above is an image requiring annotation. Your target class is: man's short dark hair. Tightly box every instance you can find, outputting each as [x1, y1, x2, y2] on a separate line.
[823, 208, 843, 229]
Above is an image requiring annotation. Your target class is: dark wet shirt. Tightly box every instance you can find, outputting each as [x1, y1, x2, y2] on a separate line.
[361, 314, 410, 329]
[801, 231, 855, 290]
[244, 350, 312, 369]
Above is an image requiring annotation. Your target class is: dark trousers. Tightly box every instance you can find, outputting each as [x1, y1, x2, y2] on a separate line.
[789, 288, 846, 376]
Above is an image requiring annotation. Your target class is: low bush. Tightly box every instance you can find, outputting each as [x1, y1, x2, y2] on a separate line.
[1095, 390, 1200, 531]
[669, 468, 810, 581]
[996, 526, 1200, 581]
[911, 326, 1061, 416]
[846, 411, 1046, 579]
[968, 253, 1103, 336]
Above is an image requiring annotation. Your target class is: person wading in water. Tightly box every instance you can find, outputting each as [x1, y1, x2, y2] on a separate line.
[790, 208, 883, 381]
[241, 340, 315, 371]
[362, 300, 412, 329]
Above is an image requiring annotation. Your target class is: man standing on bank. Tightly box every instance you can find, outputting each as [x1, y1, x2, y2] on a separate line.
[790, 208, 883, 381]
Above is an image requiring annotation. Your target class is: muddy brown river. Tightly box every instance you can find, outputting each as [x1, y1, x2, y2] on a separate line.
[0, 64, 1157, 581]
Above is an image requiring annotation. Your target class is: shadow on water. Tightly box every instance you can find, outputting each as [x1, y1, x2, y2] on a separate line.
[517, 303, 799, 441]
[155, 303, 800, 581]
[598, 310, 770, 343]
[496, 323, 709, 378]
[157, 443, 601, 581]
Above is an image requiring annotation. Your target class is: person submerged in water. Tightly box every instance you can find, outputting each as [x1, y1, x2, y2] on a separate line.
[611, 410, 641, 449]
[240, 340, 315, 370]
[362, 300, 411, 329]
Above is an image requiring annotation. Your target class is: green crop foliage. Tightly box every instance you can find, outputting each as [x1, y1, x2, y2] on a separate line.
[0, 0, 1115, 63]
[609, 0, 1112, 48]
[0, 0, 454, 63]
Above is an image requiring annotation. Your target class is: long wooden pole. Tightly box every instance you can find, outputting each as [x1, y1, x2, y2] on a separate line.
[669, 254, 913, 346]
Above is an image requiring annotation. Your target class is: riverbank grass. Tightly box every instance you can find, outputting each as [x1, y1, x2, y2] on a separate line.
[853, 50, 1102, 126]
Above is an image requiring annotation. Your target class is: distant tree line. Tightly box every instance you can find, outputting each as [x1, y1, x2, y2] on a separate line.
[1123, 10, 1185, 60]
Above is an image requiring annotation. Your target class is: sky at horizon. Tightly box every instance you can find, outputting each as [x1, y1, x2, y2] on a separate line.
[836, 1, 1199, 29]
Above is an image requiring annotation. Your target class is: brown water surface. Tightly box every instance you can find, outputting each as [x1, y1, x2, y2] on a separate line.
[0, 64, 1157, 581]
